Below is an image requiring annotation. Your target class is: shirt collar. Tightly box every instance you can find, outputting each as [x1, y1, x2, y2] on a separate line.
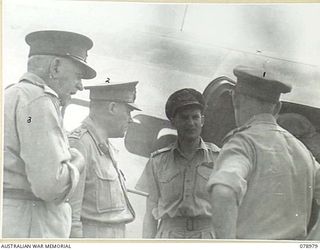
[172, 137, 209, 155]
[19, 72, 59, 98]
[245, 113, 277, 126]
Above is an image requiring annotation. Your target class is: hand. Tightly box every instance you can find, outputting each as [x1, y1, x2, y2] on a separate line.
[69, 147, 85, 173]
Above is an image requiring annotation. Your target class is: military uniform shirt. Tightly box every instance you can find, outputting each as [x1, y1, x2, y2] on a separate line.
[4, 72, 78, 203]
[136, 138, 220, 220]
[207, 113, 320, 239]
[3, 72, 79, 238]
[68, 117, 135, 237]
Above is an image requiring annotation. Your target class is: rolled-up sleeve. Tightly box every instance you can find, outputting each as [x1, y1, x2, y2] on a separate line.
[135, 158, 159, 203]
[207, 134, 254, 206]
[17, 95, 75, 202]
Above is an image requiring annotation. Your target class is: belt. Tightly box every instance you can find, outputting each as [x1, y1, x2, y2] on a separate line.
[160, 216, 213, 231]
[3, 189, 42, 201]
[82, 218, 126, 226]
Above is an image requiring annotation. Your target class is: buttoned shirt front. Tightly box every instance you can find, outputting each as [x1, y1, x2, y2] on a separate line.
[136, 138, 220, 220]
[68, 117, 135, 237]
[207, 113, 320, 239]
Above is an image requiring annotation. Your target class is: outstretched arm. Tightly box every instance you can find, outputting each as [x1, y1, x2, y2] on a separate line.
[210, 184, 238, 239]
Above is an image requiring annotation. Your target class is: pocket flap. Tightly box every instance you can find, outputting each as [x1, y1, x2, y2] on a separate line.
[197, 162, 214, 179]
[158, 169, 180, 183]
[95, 166, 118, 181]
[201, 162, 214, 168]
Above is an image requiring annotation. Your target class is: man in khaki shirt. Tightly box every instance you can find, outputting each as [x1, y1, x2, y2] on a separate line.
[68, 81, 140, 238]
[208, 66, 320, 239]
[3, 30, 96, 237]
[136, 88, 220, 238]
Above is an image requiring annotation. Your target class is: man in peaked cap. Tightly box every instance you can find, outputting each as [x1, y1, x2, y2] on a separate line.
[68, 81, 140, 238]
[135, 88, 220, 238]
[3, 30, 96, 238]
[207, 65, 320, 239]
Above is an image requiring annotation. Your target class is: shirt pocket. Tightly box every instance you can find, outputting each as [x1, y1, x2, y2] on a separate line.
[95, 167, 126, 213]
[195, 162, 214, 199]
[158, 169, 182, 204]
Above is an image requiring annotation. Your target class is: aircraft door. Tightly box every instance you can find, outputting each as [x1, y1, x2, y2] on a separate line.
[201, 76, 236, 148]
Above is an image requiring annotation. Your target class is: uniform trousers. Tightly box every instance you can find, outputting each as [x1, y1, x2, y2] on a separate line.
[2, 198, 71, 238]
[82, 218, 126, 238]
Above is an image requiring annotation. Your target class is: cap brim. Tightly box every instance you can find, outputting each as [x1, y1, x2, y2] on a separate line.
[127, 103, 141, 111]
[69, 56, 96, 80]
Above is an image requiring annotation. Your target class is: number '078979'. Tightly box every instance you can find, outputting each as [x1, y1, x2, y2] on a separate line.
[300, 244, 318, 248]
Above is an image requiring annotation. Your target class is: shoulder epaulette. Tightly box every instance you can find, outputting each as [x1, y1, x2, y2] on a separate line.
[150, 145, 172, 158]
[222, 125, 251, 145]
[67, 126, 88, 140]
[204, 142, 221, 152]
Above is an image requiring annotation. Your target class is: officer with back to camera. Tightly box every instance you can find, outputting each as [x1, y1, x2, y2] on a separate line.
[68, 81, 140, 238]
[208, 66, 320, 239]
[3, 30, 96, 238]
[136, 88, 220, 239]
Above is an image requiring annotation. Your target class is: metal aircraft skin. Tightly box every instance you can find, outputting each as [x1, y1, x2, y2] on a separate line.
[4, 1, 320, 238]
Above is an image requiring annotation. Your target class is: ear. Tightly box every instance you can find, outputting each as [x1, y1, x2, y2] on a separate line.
[201, 114, 205, 127]
[49, 57, 61, 78]
[107, 102, 117, 115]
[272, 101, 282, 117]
[170, 117, 176, 129]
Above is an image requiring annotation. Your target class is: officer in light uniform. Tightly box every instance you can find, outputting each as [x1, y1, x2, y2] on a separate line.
[68, 81, 140, 238]
[136, 88, 220, 239]
[3, 30, 96, 238]
[208, 65, 320, 239]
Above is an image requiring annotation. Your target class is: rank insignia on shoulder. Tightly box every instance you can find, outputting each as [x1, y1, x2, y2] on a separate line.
[151, 146, 172, 157]
[68, 127, 87, 139]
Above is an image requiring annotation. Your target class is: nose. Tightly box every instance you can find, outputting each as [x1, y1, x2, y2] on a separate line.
[76, 80, 83, 91]
[186, 116, 194, 126]
[127, 111, 134, 123]
[128, 115, 133, 123]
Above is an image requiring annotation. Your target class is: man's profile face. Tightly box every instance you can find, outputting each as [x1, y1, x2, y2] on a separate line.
[171, 106, 204, 141]
[113, 103, 133, 138]
[54, 58, 83, 105]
